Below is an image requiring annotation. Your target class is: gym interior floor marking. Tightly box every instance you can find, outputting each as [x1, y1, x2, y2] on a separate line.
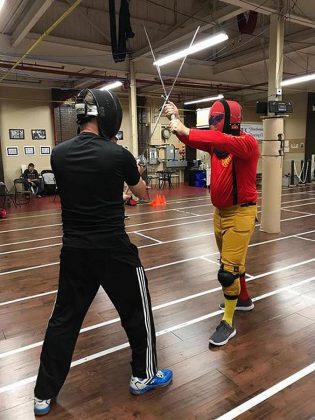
[1, 274, 314, 394]
[1, 227, 315, 306]
[216, 360, 315, 420]
[1, 254, 314, 360]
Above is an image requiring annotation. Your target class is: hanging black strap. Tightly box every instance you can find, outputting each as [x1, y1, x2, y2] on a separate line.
[220, 99, 240, 135]
[220, 99, 231, 134]
[118, 0, 134, 54]
[108, 0, 134, 63]
[232, 159, 238, 205]
[108, 0, 119, 62]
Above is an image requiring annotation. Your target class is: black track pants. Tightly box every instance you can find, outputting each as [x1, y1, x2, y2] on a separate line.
[35, 241, 157, 399]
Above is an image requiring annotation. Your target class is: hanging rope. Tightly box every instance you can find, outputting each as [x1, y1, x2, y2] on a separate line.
[294, 161, 309, 183]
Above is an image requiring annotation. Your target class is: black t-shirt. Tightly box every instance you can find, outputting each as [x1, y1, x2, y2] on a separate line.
[51, 132, 140, 248]
[23, 169, 39, 180]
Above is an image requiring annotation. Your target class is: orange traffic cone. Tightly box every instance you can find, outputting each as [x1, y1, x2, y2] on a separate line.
[149, 194, 158, 207]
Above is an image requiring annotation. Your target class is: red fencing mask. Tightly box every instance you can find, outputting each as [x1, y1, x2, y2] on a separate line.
[209, 100, 242, 136]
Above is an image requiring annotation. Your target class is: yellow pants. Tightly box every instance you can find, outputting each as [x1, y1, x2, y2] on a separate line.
[214, 205, 256, 297]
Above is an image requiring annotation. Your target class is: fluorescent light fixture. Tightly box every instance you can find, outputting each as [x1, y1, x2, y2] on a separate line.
[154, 32, 228, 67]
[281, 73, 315, 87]
[100, 81, 122, 90]
[184, 94, 224, 105]
[0, 0, 5, 11]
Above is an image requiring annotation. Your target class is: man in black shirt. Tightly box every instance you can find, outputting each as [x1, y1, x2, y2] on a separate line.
[22, 163, 42, 197]
[34, 89, 173, 416]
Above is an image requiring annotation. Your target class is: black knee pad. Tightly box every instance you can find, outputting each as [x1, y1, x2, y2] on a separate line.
[218, 269, 238, 288]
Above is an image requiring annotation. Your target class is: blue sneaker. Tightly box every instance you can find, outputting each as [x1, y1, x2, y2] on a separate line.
[34, 397, 51, 416]
[129, 369, 173, 395]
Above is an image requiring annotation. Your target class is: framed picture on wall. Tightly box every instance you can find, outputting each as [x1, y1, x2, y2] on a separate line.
[6, 146, 19, 156]
[116, 130, 123, 140]
[32, 129, 46, 140]
[40, 146, 51, 155]
[9, 129, 24, 139]
[24, 146, 35, 156]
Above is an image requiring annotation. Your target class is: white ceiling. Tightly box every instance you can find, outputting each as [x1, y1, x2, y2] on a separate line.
[0, 0, 314, 102]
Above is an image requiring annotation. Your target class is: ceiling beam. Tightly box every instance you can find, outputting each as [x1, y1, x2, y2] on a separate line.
[133, 4, 246, 61]
[58, 0, 176, 27]
[26, 32, 113, 53]
[11, 0, 54, 47]
[213, 28, 315, 74]
[220, 0, 315, 29]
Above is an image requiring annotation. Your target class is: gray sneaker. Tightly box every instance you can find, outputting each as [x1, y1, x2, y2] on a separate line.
[219, 297, 254, 311]
[209, 320, 236, 346]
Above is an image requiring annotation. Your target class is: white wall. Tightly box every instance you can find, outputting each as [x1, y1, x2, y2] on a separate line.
[0, 87, 54, 190]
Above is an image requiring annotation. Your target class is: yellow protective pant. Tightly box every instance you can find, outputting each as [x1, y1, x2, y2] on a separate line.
[214, 204, 256, 297]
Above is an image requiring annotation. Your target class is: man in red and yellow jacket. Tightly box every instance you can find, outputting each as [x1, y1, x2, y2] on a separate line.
[165, 99, 259, 346]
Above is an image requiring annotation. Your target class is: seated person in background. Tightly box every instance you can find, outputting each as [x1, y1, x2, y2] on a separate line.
[22, 163, 42, 197]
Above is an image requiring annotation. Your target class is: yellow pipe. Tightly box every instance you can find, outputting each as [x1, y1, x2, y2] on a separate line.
[0, 0, 82, 83]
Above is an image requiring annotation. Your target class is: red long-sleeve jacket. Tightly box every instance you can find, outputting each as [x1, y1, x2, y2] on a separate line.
[179, 129, 259, 208]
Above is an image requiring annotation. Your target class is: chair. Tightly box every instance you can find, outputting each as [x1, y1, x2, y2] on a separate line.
[14, 179, 31, 206]
[170, 171, 180, 187]
[146, 173, 158, 188]
[0, 181, 17, 209]
[41, 170, 56, 195]
[156, 171, 173, 189]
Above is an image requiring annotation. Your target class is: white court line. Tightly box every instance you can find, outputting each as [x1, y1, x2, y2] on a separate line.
[0, 212, 61, 222]
[0, 218, 215, 256]
[0, 235, 62, 248]
[0, 213, 208, 248]
[0, 196, 210, 223]
[133, 216, 213, 233]
[126, 212, 205, 228]
[0, 275, 314, 394]
[216, 360, 315, 420]
[282, 201, 315, 209]
[0, 243, 61, 256]
[281, 209, 313, 215]
[5, 209, 314, 257]
[200, 256, 220, 265]
[1, 210, 315, 256]
[0, 223, 315, 288]
[0, 223, 61, 234]
[0, 197, 209, 224]
[139, 232, 213, 248]
[139, 214, 315, 249]
[0, 194, 313, 238]
[294, 235, 315, 243]
[278, 214, 315, 223]
[2, 226, 314, 307]
[287, 289, 315, 303]
[0, 289, 58, 306]
[0, 262, 59, 277]
[174, 208, 201, 216]
[201, 257, 254, 278]
[134, 232, 162, 243]
[0, 206, 210, 235]
[1, 254, 315, 360]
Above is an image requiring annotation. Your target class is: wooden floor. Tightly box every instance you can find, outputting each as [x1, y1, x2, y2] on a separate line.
[1, 184, 315, 419]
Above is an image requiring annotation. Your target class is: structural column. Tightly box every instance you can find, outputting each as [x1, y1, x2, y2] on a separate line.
[129, 60, 138, 157]
[260, 14, 284, 233]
